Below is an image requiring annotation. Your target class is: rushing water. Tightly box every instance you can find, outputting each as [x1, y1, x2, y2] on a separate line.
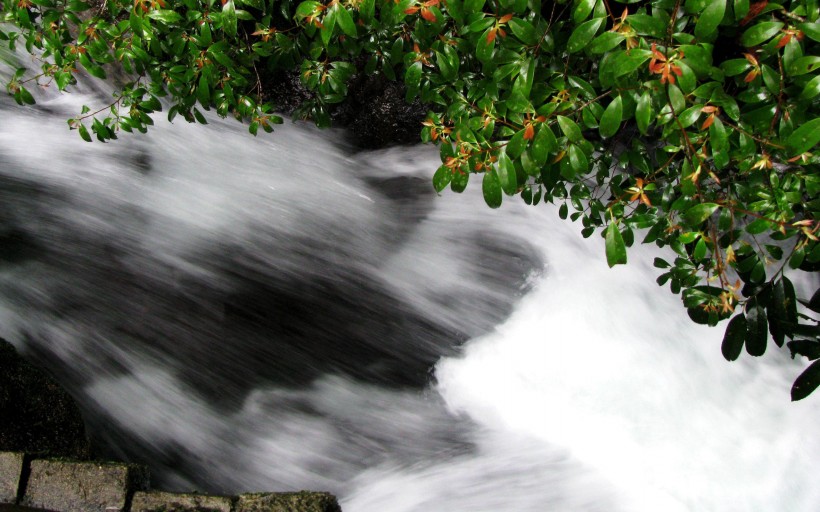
[0, 71, 819, 511]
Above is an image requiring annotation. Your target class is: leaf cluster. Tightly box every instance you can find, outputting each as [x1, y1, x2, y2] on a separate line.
[1, 0, 819, 398]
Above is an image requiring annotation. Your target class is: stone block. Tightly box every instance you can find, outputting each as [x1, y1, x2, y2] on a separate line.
[20, 459, 149, 512]
[235, 492, 341, 512]
[131, 491, 233, 512]
[0, 452, 26, 504]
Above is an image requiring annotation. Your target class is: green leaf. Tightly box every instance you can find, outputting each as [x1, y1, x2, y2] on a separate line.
[197, 73, 210, 107]
[508, 18, 537, 45]
[531, 125, 556, 166]
[405, 61, 423, 98]
[451, 168, 469, 192]
[506, 129, 527, 158]
[721, 58, 752, 76]
[222, 0, 238, 38]
[433, 165, 452, 193]
[694, 0, 725, 40]
[296, 1, 321, 19]
[588, 32, 625, 54]
[573, 0, 596, 23]
[463, 0, 485, 13]
[787, 56, 820, 76]
[710, 116, 729, 169]
[799, 21, 820, 42]
[740, 21, 783, 47]
[800, 74, 820, 100]
[786, 118, 820, 156]
[321, 6, 337, 45]
[147, 9, 183, 24]
[636, 90, 652, 135]
[567, 17, 604, 54]
[477, 27, 495, 62]
[682, 203, 719, 226]
[568, 143, 589, 175]
[667, 84, 685, 114]
[745, 299, 767, 356]
[599, 94, 623, 138]
[483, 170, 503, 208]
[792, 360, 820, 401]
[613, 49, 653, 78]
[497, 153, 518, 195]
[335, 4, 357, 37]
[78, 123, 92, 142]
[605, 222, 627, 267]
[557, 115, 582, 143]
[18, 87, 35, 105]
[734, 0, 749, 21]
[721, 313, 747, 361]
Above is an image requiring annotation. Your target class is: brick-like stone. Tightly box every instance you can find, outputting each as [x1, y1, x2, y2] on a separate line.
[235, 492, 341, 512]
[0, 452, 26, 504]
[131, 491, 233, 512]
[20, 459, 149, 512]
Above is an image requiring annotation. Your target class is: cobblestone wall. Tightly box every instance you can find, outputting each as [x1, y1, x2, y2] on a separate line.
[0, 452, 341, 512]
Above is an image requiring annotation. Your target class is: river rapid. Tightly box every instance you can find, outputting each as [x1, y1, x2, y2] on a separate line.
[0, 72, 818, 512]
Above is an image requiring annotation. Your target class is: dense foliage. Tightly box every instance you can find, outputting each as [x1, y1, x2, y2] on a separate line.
[1, 0, 819, 399]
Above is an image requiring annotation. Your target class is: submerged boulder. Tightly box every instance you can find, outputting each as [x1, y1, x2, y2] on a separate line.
[0, 337, 91, 459]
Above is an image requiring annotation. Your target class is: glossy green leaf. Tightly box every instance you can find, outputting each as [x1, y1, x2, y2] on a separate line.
[147, 10, 183, 24]
[694, 0, 725, 40]
[508, 18, 538, 45]
[745, 299, 768, 356]
[222, 0, 237, 38]
[566, 17, 604, 54]
[433, 165, 451, 192]
[78, 123, 92, 142]
[636, 90, 652, 135]
[568, 143, 588, 175]
[613, 49, 653, 78]
[497, 153, 518, 195]
[506, 129, 527, 159]
[710, 116, 728, 169]
[482, 170, 503, 208]
[605, 222, 627, 267]
[800, 75, 820, 100]
[556, 115, 583, 143]
[786, 118, 820, 156]
[721, 313, 747, 361]
[798, 22, 820, 43]
[682, 203, 719, 226]
[531, 125, 556, 166]
[599, 94, 623, 138]
[787, 56, 820, 77]
[588, 32, 625, 54]
[477, 27, 495, 62]
[573, 0, 595, 23]
[792, 360, 820, 401]
[740, 21, 783, 47]
[336, 4, 357, 37]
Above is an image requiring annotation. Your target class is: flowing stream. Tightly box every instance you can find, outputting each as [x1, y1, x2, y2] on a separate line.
[0, 70, 818, 511]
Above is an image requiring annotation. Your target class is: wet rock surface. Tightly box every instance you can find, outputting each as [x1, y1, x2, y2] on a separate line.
[0, 339, 91, 460]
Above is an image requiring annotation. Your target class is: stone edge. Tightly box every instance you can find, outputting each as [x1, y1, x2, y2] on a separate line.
[0, 452, 341, 512]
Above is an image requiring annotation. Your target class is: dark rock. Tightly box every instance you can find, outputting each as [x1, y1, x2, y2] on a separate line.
[0, 338, 91, 459]
[235, 492, 341, 512]
[345, 78, 428, 149]
[262, 70, 427, 149]
[20, 459, 149, 512]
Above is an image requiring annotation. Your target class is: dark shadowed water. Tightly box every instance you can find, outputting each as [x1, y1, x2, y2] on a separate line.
[1, 60, 818, 511]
